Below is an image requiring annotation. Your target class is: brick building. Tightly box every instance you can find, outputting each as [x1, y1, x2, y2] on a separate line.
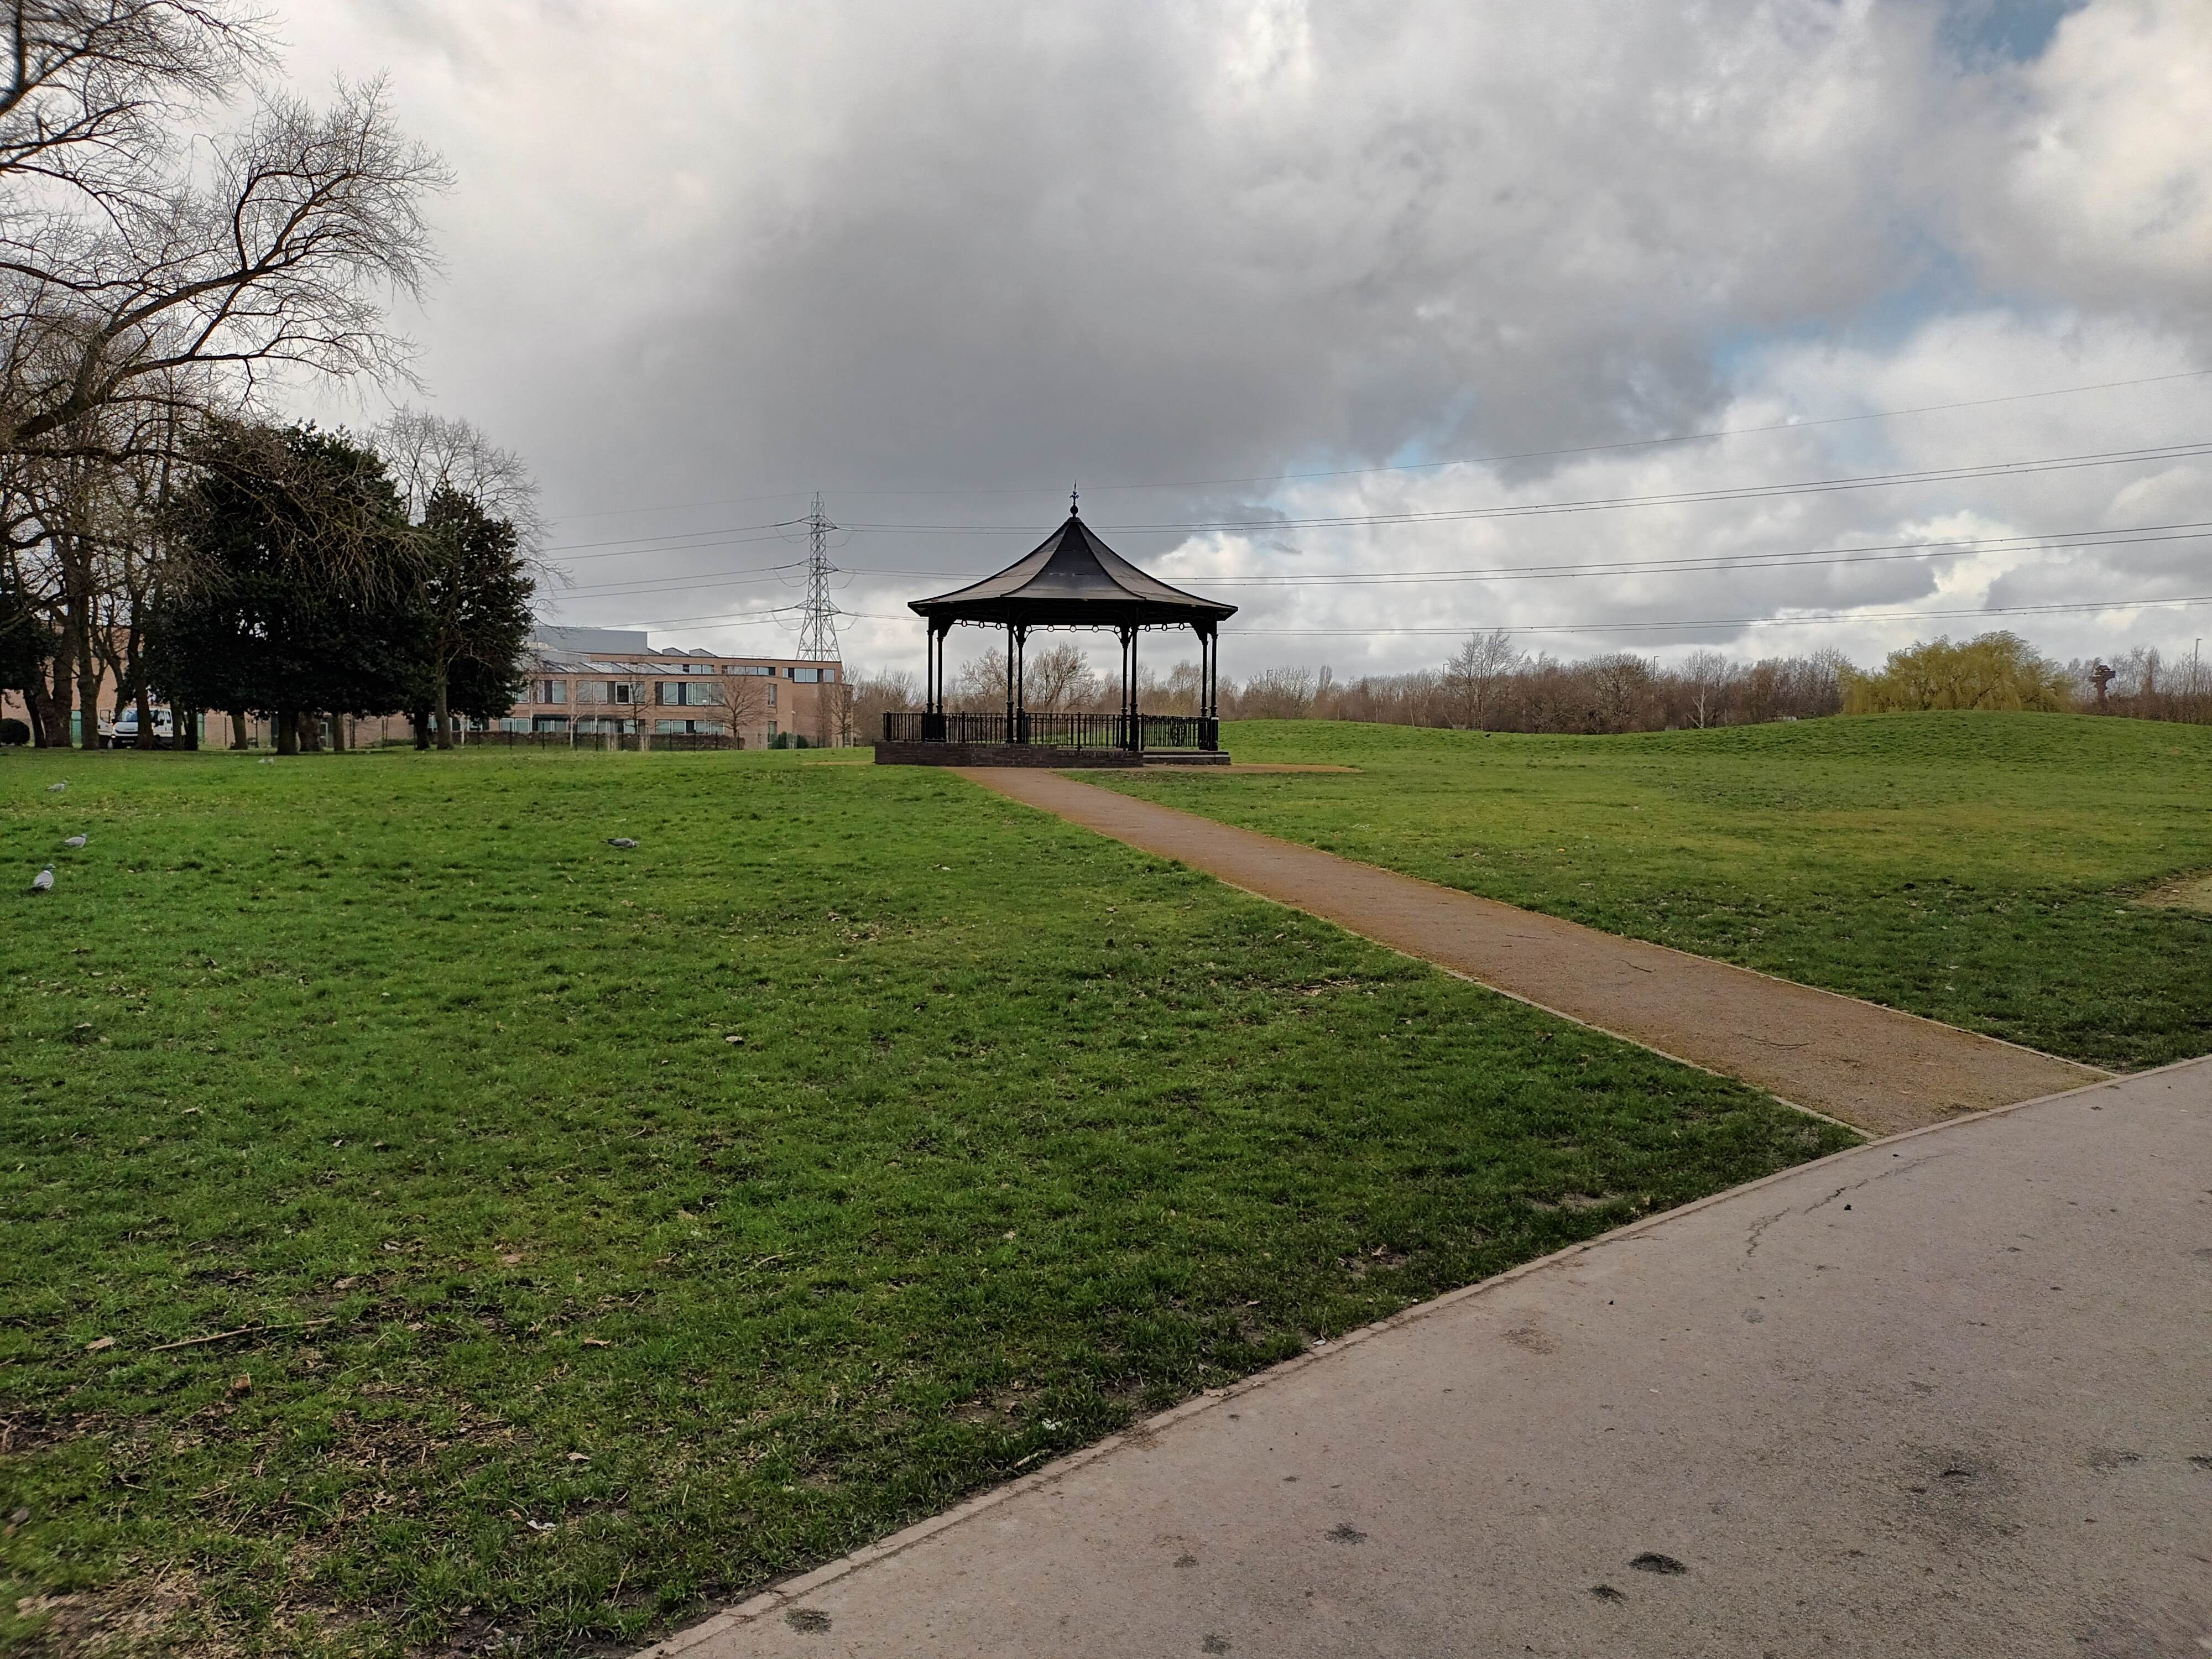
[512, 625, 846, 747]
[1, 624, 846, 749]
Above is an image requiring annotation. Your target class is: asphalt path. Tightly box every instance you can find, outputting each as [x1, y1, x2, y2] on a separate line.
[644, 1060, 2211, 1659]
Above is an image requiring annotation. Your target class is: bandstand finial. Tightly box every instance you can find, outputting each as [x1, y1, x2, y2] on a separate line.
[1070, 482, 1079, 517]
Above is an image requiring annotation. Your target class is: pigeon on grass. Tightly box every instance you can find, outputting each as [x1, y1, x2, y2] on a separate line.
[606, 837, 639, 849]
[31, 865, 54, 892]
[62, 834, 87, 848]
[46, 780, 65, 792]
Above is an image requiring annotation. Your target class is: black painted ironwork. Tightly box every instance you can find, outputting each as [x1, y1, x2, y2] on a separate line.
[884, 711, 1220, 750]
[900, 510, 1233, 753]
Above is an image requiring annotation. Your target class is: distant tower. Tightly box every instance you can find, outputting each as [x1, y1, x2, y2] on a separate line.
[799, 492, 841, 661]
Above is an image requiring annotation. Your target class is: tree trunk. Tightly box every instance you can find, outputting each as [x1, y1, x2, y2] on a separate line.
[229, 709, 249, 750]
[433, 664, 452, 751]
[40, 615, 71, 747]
[275, 709, 299, 755]
[411, 707, 430, 750]
[133, 684, 156, 749]
[67, 582, 97, 748]
[178, 709, 199, 750]
[332, 712, 349, 752]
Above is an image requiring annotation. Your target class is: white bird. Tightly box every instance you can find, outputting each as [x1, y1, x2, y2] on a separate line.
[31, 865, 54, 892]
[606, 837, 638, 849]
[62, 834, 87, 848]
[46, 780, 65, 792]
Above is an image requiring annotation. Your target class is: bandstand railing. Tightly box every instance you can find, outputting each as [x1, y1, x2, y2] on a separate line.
[883, 711, 1218, 752]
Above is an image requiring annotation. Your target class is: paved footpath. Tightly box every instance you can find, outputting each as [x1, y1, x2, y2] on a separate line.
[960, 768, 2100, 1135]
[642, 1061, 2212, 1659]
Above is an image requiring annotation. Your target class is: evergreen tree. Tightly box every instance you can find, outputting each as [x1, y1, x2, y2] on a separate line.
[145, 422, 422, 752]
[411, 485, 533, 747]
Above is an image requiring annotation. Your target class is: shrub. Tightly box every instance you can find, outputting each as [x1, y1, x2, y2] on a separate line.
[0, 717, 28, 745]
[1842, 632, 2072, 714]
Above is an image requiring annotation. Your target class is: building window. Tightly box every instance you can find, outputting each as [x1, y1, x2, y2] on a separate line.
[725, 664, 774, 677]
[767, 684, 777, 708]
[787, 666, 822, 683]
[768, 721, 778, 739]
[656, 681, 716, 706]
[533, 715, 568, 732]
[612, 682, 634, 705]
[533, 679, 566, 703]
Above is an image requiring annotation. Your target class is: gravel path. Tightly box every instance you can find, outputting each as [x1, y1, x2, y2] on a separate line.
[962, 767, 2100, 1134]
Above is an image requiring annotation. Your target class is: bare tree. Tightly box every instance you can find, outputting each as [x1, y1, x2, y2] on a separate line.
[373, 406, 544, 551]
[950, 646, 1005, 711]
[2, 78, 449, 460]
[1236, 665, 1316, 719]
[846, 665, 915, 742]
[1680, 649, 1735, 729]
[1137, 658, 1204, 715]
[820, 671, 854, 746]
[608, 658, 653, 751]
[0, 3, 272, 208]
[1443, 628, 1522, 729]
[708, 667, 771, 747]
[1021, 639, 1102, 711]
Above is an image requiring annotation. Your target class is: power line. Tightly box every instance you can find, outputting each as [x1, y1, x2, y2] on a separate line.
[834, 520, 2212, 592]
[582, 599, 813, 630]
[838, 440, 2212, 538]
[537, 366, 2212, 520]
[636, 586, 2212, 643]
[1227, 593, 2212, 637]
[558, 557, 807, 599]
[533, 437, 2212, 571]
[540, 517, 808, 554]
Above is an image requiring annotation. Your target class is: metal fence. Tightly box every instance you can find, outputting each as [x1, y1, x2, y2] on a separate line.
[425, 730, 753, 752]
[883, 711, 1218, 750]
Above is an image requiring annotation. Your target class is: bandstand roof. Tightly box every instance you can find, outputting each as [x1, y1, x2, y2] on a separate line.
[909, 513, 1236, 629]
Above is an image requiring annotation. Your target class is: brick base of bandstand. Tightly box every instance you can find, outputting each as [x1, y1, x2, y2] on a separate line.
[874, 743, 1230, 768]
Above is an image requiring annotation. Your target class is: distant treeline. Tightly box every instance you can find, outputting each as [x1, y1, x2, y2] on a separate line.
[846, 630, 2212, 738]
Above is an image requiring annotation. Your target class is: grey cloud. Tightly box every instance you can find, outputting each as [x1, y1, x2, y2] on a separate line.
[275, 0, 2212, 672]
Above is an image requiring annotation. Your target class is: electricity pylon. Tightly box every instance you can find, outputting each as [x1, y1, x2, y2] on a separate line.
[798, 492, 841, 662]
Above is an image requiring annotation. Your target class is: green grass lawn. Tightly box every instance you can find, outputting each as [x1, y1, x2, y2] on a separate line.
[0, 748, 1845, 1658]
[1102, 712, 2212, 1071]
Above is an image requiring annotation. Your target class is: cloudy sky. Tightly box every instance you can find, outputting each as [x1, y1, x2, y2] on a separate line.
[279, 0, 2212, 681]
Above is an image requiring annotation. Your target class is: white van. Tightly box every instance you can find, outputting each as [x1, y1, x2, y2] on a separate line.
[102, 706, 176, 748]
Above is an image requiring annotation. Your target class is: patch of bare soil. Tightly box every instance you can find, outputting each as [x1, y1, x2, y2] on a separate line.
[2136, 872, 2212, 913]
[10, 1568, 374, 1659]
